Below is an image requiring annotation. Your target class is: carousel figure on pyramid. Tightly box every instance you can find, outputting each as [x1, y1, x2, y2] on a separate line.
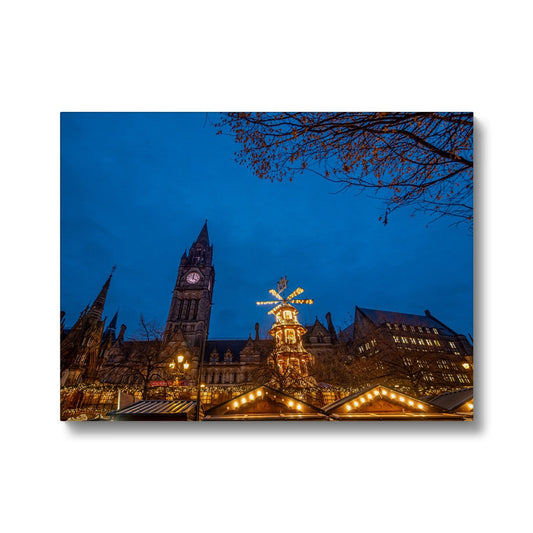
[256, 277, 316, 387]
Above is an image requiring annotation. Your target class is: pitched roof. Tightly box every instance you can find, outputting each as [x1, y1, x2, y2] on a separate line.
[322, 384, 467, 420]
[428, 388, 473, 411]
[204, 384, 329, 420]
[356, 307, 456, 336]
[303, 317, 329, 340]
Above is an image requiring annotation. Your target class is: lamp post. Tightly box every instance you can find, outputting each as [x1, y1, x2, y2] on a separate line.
[169, 353, 190, 388]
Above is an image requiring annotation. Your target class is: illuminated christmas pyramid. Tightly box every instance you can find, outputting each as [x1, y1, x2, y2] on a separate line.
[256, 277, 316, 387]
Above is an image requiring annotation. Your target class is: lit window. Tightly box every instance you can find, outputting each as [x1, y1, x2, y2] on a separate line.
[432, 328, 439, 335]
[401, 336, 408, 343]
[393, 336, 400, 343]
[418, 339, 425, 346]
[410, 337, 417, 345]
[449, 341, 457, 349]
[426, 339, 433, 346]
[283, 310, 292, 320]
[434, 339, 441, 346]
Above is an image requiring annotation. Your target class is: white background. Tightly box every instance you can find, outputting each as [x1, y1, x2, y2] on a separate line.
[2, 1, 530, 532]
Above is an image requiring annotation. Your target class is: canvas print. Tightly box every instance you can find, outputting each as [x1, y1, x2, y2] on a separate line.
[60, 112, 473, 421]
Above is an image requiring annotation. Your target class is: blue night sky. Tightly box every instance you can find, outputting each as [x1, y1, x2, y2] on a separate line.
[60, 112, 473, 340]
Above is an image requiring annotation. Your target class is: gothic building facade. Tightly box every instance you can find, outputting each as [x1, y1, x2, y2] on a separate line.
[60, 222, 473, 417]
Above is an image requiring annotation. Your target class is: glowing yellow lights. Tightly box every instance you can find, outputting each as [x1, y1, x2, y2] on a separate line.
[269, 289, 283, 301]
[257, 390, 262, 396]
[373, 390, 379, 396]
[417, 403, 424, 410]
[296, 404, 302, 410]
[233, 401, 238, 408]
[382, 389, 388, 395]
[462, 363, 470, 369]
[249, 394, 255, 400]
[241, 397, 246, 404]
[354, 401, 359, 407]
[288, 401, 294, 407]
[390, 393, 396, 399]
[408, 400, 414, 406]
[177, 355, 184, 363]
[169, 363, 175, 368]
[287, 287, 304, 300]
[361, 398, 366, 403]
[467, 403, 474, 409]
[183, 363, 190, 370]
[346, 405, 352, 411]
[399, 396, 405, 402]
[367, 393, 373, 400]
[200, 383, 206, 388]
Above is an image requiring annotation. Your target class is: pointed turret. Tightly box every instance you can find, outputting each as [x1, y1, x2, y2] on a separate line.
[103, 309, 119, 343]
[325, 312, 339, 343]
[87, 267, 115, 320]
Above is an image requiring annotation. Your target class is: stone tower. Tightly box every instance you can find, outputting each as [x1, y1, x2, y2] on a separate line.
[60, 267, 115, 386]
[164, 221, 215, 348]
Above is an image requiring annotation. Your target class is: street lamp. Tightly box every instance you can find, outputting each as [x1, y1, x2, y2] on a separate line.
[169, 353, 190, 385]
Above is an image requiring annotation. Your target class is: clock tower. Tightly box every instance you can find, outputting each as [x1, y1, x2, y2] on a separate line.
[164, 221, 215, 347]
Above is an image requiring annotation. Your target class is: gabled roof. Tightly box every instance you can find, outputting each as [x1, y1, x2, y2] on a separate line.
[356, 307, 456, 336]
[204, 385, 329, 420]
[322, 385, 466, 420]
[303, 317, 329, 340]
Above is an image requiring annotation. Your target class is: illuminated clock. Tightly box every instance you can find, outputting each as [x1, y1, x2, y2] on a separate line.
[186, 272, 201, 284]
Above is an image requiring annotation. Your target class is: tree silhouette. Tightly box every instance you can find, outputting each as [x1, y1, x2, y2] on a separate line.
[216, 112, 473, 229]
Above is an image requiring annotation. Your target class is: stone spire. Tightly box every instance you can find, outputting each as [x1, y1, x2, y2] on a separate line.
[87, 266, 115, 320]
[196, 220, 210, 247]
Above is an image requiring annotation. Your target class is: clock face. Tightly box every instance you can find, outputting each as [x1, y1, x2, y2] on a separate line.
[186, 272, 201, 284]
